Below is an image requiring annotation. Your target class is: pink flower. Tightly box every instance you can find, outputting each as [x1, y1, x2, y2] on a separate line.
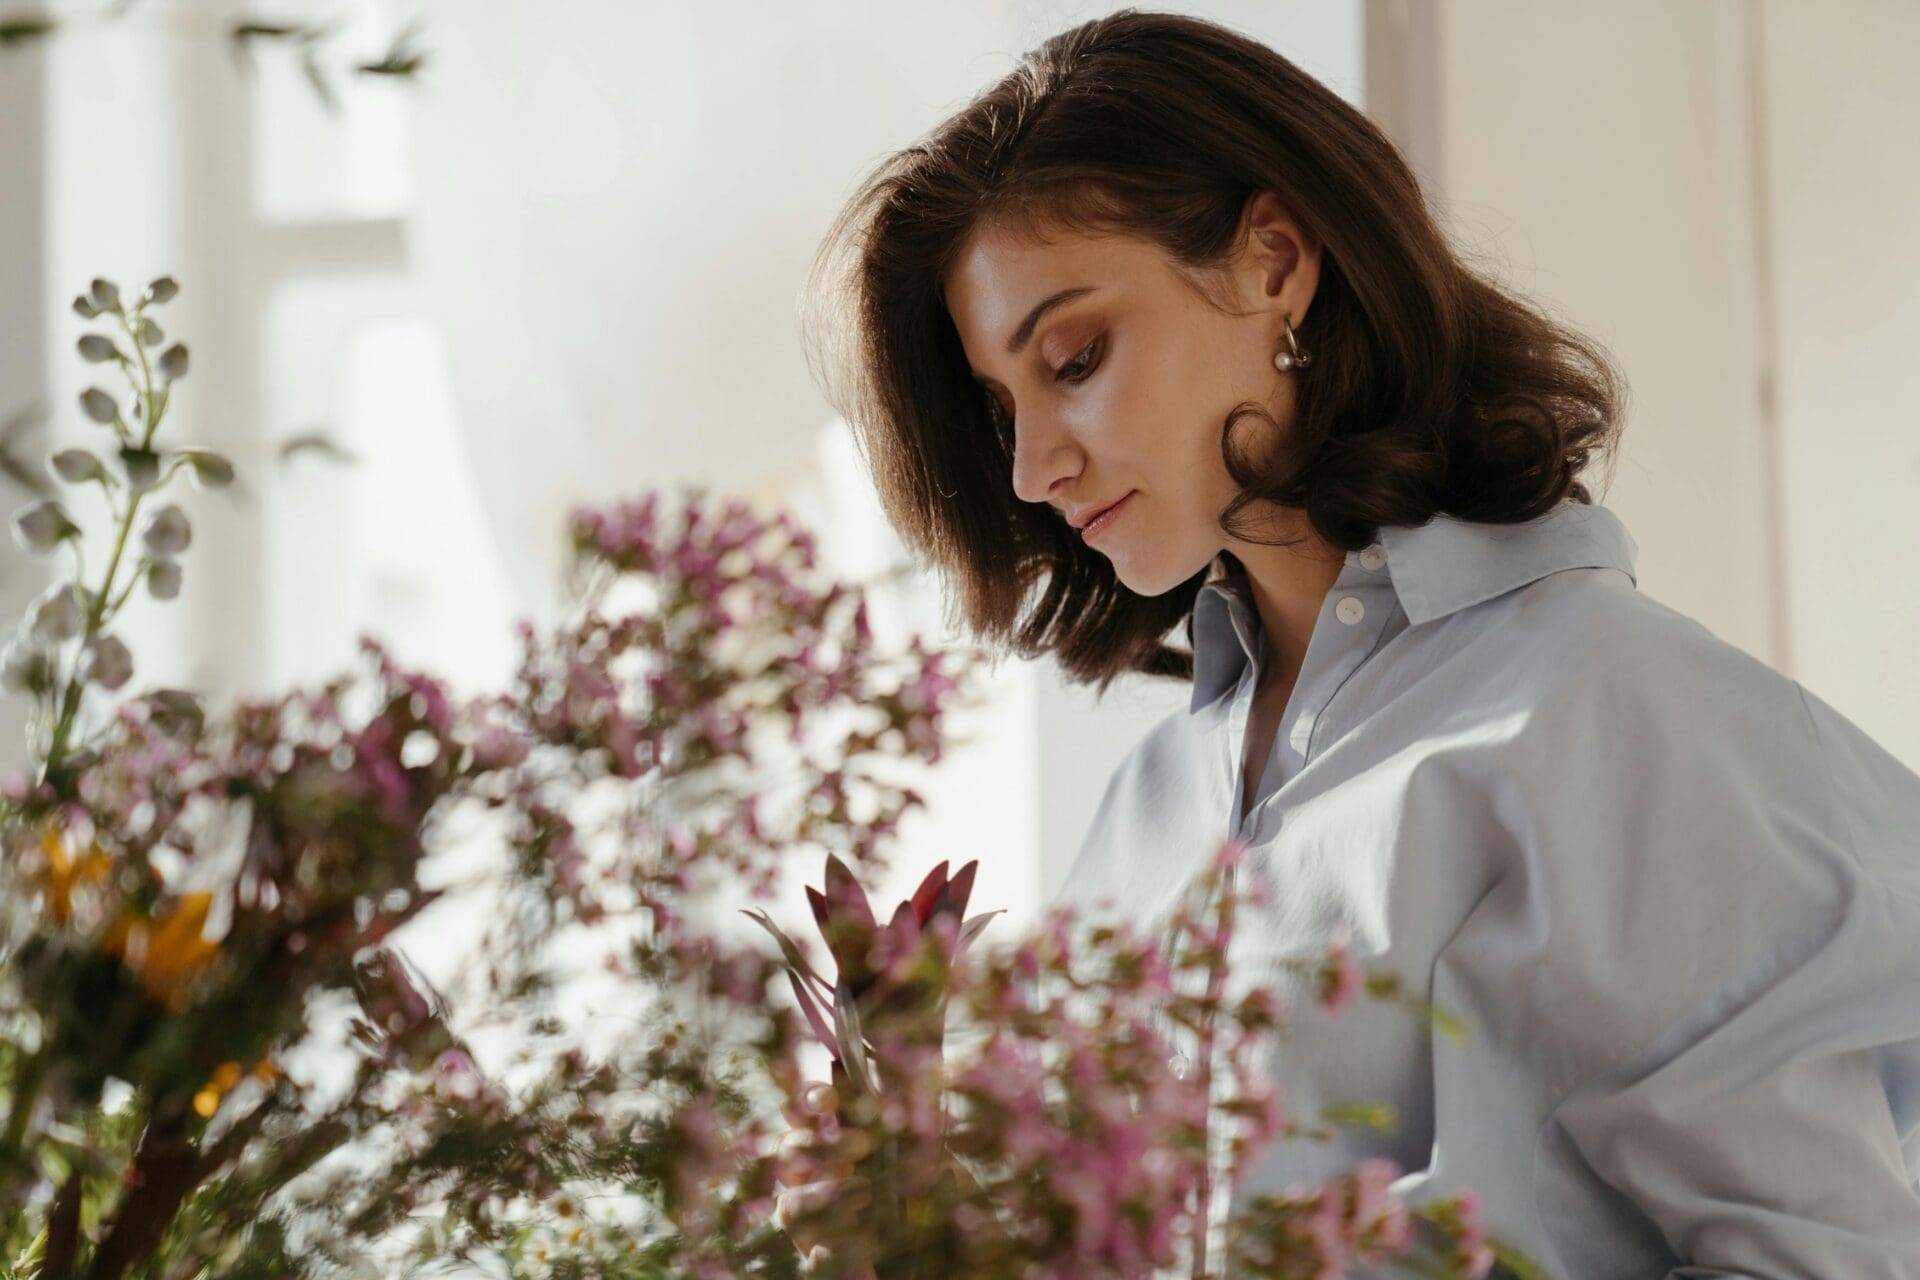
[1318, 922, 1362, 1015]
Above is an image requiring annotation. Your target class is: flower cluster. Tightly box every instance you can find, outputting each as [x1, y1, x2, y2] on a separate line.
[0, 276, 1541, 1280]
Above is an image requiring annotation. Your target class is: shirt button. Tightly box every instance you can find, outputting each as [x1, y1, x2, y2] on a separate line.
[1359, 545, 1386, 570]
[1167, 1051, 1191, 1079]
[1289, 714, 1314, 754]
[1335, 595, 1365, 625]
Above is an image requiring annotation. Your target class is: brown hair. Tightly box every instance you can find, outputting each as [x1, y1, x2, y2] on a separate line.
[800, 8, 1626, 697]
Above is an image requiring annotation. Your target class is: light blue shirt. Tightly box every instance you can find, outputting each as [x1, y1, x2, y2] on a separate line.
[1057, 500, 1920, 1278]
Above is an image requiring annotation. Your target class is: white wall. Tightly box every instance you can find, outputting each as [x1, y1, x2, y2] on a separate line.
[1395, 0, 1920, 766]
[38, 1, 1908, 926]
[1760, 0, 1920, 763]
[402, 1, 1365, 911]
[1416, 0, 1779, 661]
[0, 37, 49, 772]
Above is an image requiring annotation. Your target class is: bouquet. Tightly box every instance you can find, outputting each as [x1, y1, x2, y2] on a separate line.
[0, 276, 1542, 1280]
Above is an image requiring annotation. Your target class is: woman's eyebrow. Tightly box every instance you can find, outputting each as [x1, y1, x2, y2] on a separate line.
[971, 285, 1104, 385]
[1003, 285, 1102, 355]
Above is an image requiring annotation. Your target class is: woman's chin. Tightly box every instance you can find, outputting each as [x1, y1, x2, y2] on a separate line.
[1102, 550, 1186, 598]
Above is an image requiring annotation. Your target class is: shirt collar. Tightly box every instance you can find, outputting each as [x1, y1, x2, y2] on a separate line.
[1188, 501, 1640, 713]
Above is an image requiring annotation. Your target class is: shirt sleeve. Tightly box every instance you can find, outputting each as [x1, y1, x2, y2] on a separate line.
[1545, 878, 1920, 1277]
[1541, 680, 1920, 1278]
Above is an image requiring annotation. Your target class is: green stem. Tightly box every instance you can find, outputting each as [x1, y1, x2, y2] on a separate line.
[41, 307, 158, 783]
[0, 1043, 49, 1205]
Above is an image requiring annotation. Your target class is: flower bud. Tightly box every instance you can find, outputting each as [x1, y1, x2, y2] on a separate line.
[173, 448, 233, 490]
[12, 499, 78, 554]
[88, 278, 121, 312]
[157, 343, 189, 380]
[146, 558, 182, 600]
[0, 639, 54, 695]
[142, 503, 191, 558]
[146, 275, 179, 305]
[50, 449, 106, 485]
[82, 635, 133, 690]
[119, 446, 160, 490]
[27, 583, 86, 644]
[79, 387, 118, 424]
[146, 688, 205, 737]
[76, 334, 121, 364]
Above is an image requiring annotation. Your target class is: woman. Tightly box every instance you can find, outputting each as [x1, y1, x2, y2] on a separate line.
[801, 8, 1920, 1276]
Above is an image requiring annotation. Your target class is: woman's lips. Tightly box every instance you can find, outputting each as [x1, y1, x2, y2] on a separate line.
[1079, 491, 1136, 542]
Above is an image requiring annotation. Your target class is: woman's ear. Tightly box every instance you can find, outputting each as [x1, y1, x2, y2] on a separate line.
[1237, 189, 1321, 324]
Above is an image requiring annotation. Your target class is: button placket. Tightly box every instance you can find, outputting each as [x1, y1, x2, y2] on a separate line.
[1279, 574, 1393, 774]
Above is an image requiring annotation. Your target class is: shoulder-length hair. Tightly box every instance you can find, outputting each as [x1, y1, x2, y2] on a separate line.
[800, 7, 1626, 697]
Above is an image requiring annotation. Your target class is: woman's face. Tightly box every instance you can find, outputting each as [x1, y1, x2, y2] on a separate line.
[942, 197, 1319, 596]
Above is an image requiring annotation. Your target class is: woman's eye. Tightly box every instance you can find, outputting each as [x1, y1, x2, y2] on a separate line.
[1056, 336, 1102, 383]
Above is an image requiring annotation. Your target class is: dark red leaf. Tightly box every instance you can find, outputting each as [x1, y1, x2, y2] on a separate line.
[946, 860, 978, 920]
[909, 859, 949, 927]
[822, 853, 875, 931]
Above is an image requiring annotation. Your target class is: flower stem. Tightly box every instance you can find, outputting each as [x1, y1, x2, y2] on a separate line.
[41, 305, 158, 783]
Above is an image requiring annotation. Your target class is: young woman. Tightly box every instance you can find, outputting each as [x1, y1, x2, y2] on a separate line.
[801, 9, 1920, 1275]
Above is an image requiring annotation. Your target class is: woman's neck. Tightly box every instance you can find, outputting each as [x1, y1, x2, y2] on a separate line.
[1224, 513, 1348, 690]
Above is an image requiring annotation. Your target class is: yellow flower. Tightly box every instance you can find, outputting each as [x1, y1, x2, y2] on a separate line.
[34, 824, 111, 926]
[192, 1055, 277, 1120]
[102, 891, 221, 1011]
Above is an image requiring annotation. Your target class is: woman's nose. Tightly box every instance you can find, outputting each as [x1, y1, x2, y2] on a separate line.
[1009, 417, 1077, 507]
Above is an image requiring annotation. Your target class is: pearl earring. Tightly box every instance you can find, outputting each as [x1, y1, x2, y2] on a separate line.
[1272, 312, 1311, 372]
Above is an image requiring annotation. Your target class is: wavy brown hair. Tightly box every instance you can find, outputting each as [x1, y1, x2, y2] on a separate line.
[800, 8, 1626, 697]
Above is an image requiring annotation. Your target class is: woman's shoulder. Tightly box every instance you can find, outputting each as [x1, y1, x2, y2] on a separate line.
[1492, 569, 1920, 902]
[1464, 561, 1801, 721]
